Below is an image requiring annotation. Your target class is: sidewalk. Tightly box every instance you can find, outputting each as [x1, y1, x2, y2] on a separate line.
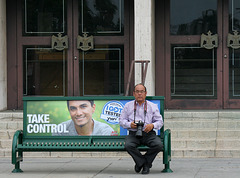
[1, 157, 240, 178]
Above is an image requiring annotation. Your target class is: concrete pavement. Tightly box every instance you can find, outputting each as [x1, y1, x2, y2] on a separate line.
[0, 157, 240, 178]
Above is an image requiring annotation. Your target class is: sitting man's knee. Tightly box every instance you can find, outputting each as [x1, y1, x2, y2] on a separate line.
[151, 142, 163, 151]
[157, 144, 163, 151]
[124, 142, 135, 150]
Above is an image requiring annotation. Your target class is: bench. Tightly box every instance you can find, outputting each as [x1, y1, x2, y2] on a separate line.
[12, 96, 172, 173]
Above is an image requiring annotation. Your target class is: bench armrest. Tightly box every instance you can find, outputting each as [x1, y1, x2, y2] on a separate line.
[12, 130, 23, 164]
[163, 129, 171, 164]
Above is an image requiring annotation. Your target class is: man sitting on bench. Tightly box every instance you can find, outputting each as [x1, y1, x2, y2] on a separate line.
[119, 83, 163, 174]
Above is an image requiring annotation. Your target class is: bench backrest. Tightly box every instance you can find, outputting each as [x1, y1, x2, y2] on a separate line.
[22, 96, 164, 139]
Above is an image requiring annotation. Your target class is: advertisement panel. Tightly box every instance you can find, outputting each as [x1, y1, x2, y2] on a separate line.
[25, 99, 161, 136]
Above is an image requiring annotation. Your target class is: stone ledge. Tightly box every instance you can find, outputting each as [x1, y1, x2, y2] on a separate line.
[0, 111, 23, 120]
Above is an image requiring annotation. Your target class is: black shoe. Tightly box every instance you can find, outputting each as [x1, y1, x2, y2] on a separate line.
[134, 164, 142, 173]
[142, 164, 150, 174]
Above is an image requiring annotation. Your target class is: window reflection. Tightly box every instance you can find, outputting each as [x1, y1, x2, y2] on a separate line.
[171, 45, 217, 99]
[170, 0, 217, 35]
[79, 46, 124, 95]
[229, 49, 240, 98]
[229, 0, 240, 99]
[79, 0, 124, 35]
[24, 0, 66, 36]
[23, 47, 67, 96]
[229, 0, 240, 32]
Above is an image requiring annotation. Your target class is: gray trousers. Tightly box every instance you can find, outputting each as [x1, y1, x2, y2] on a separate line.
[125, 130, 163, 168]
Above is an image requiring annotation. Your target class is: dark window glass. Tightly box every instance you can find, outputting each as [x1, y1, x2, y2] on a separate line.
[229, 49, 240, 99]
[229, 0, 240, 33]
[171, 45, 217, 99]
[23, 46, 67, 95]
[170, 0, 217, 35]
[229, 0, 240, 99]
[23, 0, 66, 36]
[79, 0, 124, 36]
[79, 45, 124, 95]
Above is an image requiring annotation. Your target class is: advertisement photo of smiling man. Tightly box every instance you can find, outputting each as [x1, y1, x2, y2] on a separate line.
[53, 100, 114, 136]
[119, 83, 163, 174]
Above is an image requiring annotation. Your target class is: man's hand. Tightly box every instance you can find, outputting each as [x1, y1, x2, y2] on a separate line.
[144, 123, 154, 133]
[130, 122, 137, 129]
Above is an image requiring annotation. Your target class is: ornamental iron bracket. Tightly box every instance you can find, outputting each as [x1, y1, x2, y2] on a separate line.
[227, 30, 240, 49]
[77, 33, 94, 51]
[51, 33, 68, 51]
[200, 31, 218, 49]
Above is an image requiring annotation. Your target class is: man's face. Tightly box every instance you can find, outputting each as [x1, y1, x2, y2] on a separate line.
[68, 101, 96, 127]
[133, 84, 147, 104]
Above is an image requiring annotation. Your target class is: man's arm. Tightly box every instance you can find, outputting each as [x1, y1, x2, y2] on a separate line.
[119, 104, 132, 129]
[151, 104, 163, 130]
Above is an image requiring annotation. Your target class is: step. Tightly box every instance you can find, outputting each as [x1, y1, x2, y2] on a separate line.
[172, 149, 240, 158]
[172, 138, 240, 149]
[217, 120, 240, 129]
[165, 111, 219, 119]
[215, 149, 240, 158]
[169, 129, 240, 139]
[164, 120, 218, 129]
[216, 139, 240, 149]
[217, 130, 240, 138]
[0, 130, 18, 139]
[172, 149, 217, 158]
[165, 110, 240, 120]
[0, 140, 11, 149]
[0, 112, 23, 120]
[0, 149, 11, 157]
[165, 120, 240, 130]
[0, 121, 23, 130]
[170, 129, 217, 138]
[219, 111, 240, 119]
[171, 139, 216, 149]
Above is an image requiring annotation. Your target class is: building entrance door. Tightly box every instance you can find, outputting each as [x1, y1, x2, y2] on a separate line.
[8, 0, 133, 109]
[223, 0, 240, 108]
[156, 0, 240, 109]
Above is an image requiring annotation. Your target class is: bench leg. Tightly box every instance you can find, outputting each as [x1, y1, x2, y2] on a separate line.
[162, 162, 173, 173]
[162, 129, 173, 173]
[12, 161, 23, 173]
[12, 130, 23, 173]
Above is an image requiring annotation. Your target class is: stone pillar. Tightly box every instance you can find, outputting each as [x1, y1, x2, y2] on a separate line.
[134, 0, 155, 95]
[0, 0, 7, 110]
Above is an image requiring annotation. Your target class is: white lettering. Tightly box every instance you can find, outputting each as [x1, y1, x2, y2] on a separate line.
[44, 114, 50, 123]
[32, 114, 38, 123]
[27, 114, 51, 124]
[39, 124, 45, 133]
[37, 114, 44, 123]
[27, 124, 33, 133]
[51, 124, 57, 133]
[64, 124, 68, 133]
[33, 124, 39, 133]
[27, 124, 69, 134]
[58, 124, 63, 133]
[45, 124, 51, 133]
[27, 114, 33, 123]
